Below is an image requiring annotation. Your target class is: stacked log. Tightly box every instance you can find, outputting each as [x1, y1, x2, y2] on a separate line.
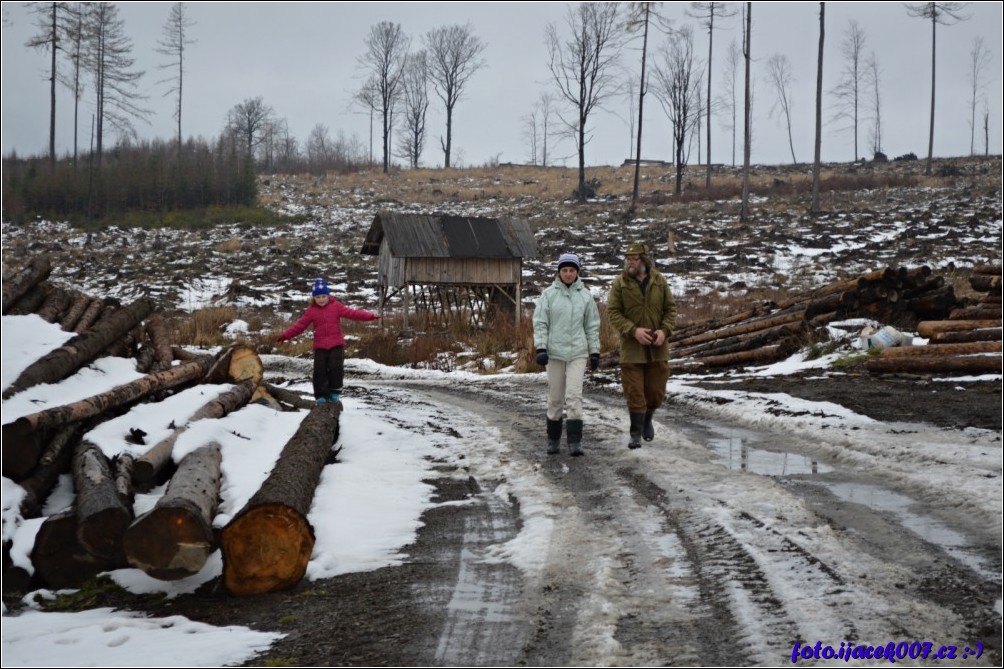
[866, 265, 1002, 376]
[3, 257, 329, 592]
[221, 403, 342, 596]
[670, 265, 974, 373]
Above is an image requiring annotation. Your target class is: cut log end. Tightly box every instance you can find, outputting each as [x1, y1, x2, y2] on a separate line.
[123, 506, 215, 581]
[220, 503, 315, 596]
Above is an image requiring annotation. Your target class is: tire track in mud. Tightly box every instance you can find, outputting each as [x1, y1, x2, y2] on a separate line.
[347, 375, 1001, 666]
[405, 380, 823, 665]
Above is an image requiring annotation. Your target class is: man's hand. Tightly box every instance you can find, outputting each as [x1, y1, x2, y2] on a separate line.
[634, 327, 654, 345]
[652, 329, 667, 347]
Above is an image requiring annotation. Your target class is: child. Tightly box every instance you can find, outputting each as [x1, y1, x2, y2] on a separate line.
[277, 278, 379, 403]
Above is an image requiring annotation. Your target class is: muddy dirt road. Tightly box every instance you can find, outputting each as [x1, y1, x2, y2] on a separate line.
[201, 368, 1001, 667]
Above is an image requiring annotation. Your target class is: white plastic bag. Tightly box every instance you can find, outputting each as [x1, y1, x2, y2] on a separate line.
[859, 325, 912, 350]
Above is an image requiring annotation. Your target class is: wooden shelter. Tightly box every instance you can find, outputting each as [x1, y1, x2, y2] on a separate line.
[360, 213, 538, 330]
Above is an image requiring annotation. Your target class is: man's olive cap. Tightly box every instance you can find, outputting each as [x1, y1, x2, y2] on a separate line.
[625, 243, 649, 255]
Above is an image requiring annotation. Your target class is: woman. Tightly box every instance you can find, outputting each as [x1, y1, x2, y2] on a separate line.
[532, 252, 601, 456]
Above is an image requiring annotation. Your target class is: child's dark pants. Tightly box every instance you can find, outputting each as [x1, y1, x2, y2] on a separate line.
[313, 346, 345, 398]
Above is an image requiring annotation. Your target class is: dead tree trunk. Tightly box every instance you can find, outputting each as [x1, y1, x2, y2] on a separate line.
[917, 319, 1001, 338]
[866, 354, 1003, 375]
[145, 315, 175, 373]
[36, 287, 72, 323]
[74, 298, 106, 333]
[220, 403, 341, 596]
[124, 442, 222, 580]
[930, 328, 1002, 344]
[60, 293, 92, 332]
[18, 425, 81, 519]
[3, 297, 157, 400]
[2, 256, 51, 314]
[264, 383, 315, 410]
[6, 284, 49, 316]
[2, 355, 214, 480]
[878, 341, 1001, 357]
[671, 310, 806, 348]
[30, 508, 124, 589]
[133, 378, 257, 483]
[73, 441, 132, 562]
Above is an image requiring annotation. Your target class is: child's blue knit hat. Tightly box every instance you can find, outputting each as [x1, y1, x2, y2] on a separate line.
[311, 278, 330, 296]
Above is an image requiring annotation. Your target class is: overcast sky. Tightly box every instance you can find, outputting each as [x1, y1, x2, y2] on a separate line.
[2, 1, 1001, 168]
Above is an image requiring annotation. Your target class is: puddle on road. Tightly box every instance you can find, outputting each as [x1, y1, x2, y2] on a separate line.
[707, 436, 832, 476]
[670, 415, 833, 476]
[819, 481, 994, 581]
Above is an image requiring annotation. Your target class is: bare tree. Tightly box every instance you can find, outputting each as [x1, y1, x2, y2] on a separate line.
[358, 22, 410, 173]
[25, 2, 68, 169]
[60, 3, 88, 168]
[82, 3, 149, 166]
[864, 50, 883, 157]
[810, 2, 825, 214]
[719, 38, 741, 166]
[352, 77, 380, 165]
[397, 50, 430, 168]
[625, 2, 671, 210]
[155, 2, 196, 154]
[546, 2, 622, 202]
[273, 118, 300, 173]
[524, 92, 558, 166]
[740, 2, 752, 221]
[767, 54, 798, 165]
[830, 20, 865, 161]
[306, 123, 332, 170]
[423, 23, 486, 168]
[982, 104, 990, 156]
[966, 35, 990, 156]
[687, 1, 737, 188]
[905, 2, 971, 175]
[652, 26, 703, 195]
[226, 96, 274, 162]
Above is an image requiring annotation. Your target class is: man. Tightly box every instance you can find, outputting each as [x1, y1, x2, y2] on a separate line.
[606, 242, 678, 449]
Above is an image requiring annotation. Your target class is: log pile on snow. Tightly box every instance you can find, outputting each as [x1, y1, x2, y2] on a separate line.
[668, 265, 1002, 375]
[865, 264, 1002, 375]
[2, 256, 337, 596]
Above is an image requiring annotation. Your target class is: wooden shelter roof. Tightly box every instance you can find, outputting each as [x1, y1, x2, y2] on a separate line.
[360, 213, 538, 259]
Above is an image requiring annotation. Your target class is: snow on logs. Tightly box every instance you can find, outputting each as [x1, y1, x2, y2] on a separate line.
[220, 402, 342, 596]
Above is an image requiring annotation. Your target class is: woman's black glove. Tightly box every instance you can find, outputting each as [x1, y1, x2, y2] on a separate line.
[589, 353, 600, 371]
[536, 349, 549, 366]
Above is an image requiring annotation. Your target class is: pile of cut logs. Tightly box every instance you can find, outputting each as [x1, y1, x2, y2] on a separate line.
[2, 256, 339, 597]
[669, 265, 1002, 376]
[865, 264, 1002, 375]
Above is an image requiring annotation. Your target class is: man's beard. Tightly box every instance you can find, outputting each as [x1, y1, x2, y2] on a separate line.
[626, 263, 645, 278]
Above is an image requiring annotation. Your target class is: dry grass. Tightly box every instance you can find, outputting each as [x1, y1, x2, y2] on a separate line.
[175, 306, 239, 347]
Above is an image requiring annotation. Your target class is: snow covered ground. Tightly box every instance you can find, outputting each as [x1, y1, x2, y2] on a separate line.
[2, 310, 1000, 666]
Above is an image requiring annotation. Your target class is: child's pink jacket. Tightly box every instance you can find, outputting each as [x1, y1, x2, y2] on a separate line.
[280, 299, 377, 349]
